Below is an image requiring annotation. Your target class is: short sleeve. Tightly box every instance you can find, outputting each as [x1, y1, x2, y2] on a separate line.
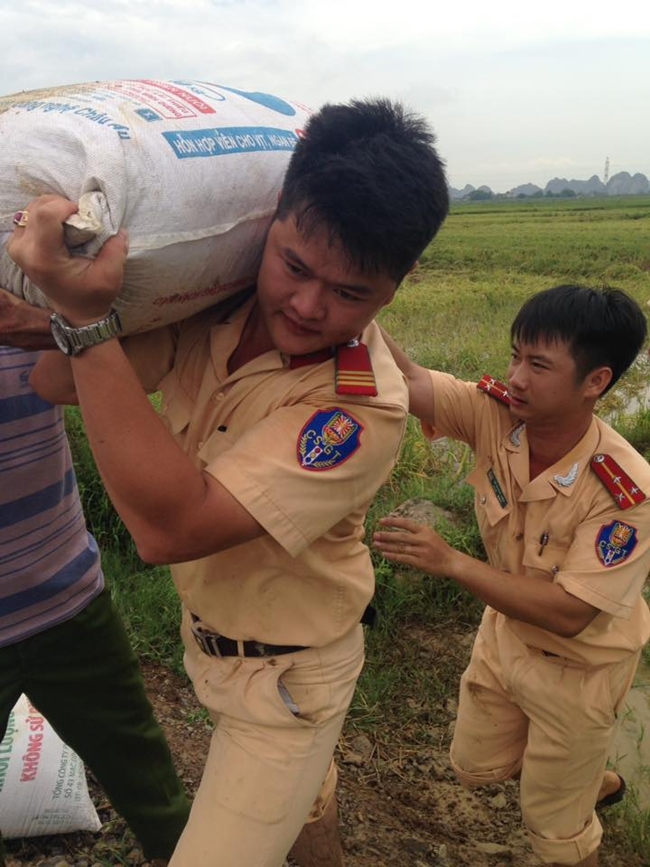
[424, 371, 483, 449]
[205, 399, 407, 557]
[556, 503, 650, 619]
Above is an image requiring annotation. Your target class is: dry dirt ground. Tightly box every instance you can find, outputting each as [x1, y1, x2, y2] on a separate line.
[5, 627, 642, 867]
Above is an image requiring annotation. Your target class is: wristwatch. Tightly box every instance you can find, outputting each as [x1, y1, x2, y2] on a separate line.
[50, 309, 123, 356]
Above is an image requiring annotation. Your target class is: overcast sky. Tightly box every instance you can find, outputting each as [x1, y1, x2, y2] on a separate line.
[3, 0, 649, 192]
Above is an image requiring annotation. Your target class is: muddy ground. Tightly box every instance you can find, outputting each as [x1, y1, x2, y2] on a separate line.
[5, 626, 641, 867]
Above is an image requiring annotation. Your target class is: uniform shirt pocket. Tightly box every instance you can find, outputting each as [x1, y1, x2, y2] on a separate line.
[467, 465, 511, 528]
[522, 539, 569, 581]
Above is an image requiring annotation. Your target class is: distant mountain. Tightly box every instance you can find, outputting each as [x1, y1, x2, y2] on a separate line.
[449, 184, 476, 200]
[508, 183, 543, 197]
[606, 171, 650, 195]
[449, 171, 650, 200]
[544, 174, 606, 195]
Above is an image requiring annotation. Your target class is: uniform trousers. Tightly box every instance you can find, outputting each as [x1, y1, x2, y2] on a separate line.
[450, 610, 638, 865]
[0, 588, 191, 865]
[169, 614, 365, 867]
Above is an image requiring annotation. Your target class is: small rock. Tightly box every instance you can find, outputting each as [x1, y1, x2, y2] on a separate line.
[342, 733, 373, 764]
[491, 792, 508, 809]
[476, 841, 512, 855]
[349, 733, 373, 759]
[403, 836, 430, 856]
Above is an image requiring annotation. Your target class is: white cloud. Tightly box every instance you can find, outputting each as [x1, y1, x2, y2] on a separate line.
[2, 0, 650, 190]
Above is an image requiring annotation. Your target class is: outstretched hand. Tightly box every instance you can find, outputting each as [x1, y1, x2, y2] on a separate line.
[373, 516, 455, 577]
[7, 195, 128, 326]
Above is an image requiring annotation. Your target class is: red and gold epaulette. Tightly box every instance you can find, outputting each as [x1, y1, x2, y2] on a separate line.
[335, 340, 377, 396]
[477, 375, 511, 405]
[591, 453, 646, 510]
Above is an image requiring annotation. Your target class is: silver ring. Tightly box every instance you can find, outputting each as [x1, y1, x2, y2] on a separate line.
[13, 210, 29, 228]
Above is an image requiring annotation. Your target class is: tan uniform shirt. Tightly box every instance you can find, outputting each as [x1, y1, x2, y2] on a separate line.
[128, 297, 408, 647]
[424, 371, 650, 665]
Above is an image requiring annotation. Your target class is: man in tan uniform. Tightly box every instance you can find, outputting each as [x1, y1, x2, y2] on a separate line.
[7, 98, 450, 867]
[375, 284, 650, 867]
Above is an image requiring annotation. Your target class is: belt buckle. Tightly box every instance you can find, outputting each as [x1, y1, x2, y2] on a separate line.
[192, 624, 221, 658]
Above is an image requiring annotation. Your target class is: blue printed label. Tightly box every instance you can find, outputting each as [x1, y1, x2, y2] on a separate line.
[135, 107, 162, 122]
[162, 126, 299, 158]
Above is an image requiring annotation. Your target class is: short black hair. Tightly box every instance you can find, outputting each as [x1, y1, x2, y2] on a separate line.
[511, 284, 647, 394]
[276, 97, 449, 283]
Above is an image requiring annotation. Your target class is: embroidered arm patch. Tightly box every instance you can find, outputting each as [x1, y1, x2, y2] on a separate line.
[297, 408, 363, 471]
[595, 520, 638, 567]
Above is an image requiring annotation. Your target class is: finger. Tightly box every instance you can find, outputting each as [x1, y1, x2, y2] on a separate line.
[373, 530, 414, 546]
[375, 548, 416, 565]
[97, 229, 129, 261]
[80, 230, 128, 294]
[8, 198, 79, 268]
[30, 194, 80, 219]
[27, 198, 80, 255]
[378, 516, 422, 533]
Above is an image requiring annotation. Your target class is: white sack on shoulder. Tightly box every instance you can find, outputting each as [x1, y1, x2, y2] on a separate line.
[0, 79, 311, 334]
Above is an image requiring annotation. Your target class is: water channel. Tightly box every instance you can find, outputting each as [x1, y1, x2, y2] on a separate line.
[613, 658, 650, 808]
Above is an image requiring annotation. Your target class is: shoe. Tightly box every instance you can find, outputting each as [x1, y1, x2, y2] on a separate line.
[597, 773, 626, 809]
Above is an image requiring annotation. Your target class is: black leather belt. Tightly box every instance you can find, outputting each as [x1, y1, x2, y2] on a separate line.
[190, 616, 306, 658]
[190, 602, 377, 659]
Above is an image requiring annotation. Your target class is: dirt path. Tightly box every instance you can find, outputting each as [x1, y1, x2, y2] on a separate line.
[5, 640, 641, 867]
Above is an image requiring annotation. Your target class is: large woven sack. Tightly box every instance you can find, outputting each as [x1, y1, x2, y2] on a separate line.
[0, 79, 310, 333]
[0, 694, 101, 838]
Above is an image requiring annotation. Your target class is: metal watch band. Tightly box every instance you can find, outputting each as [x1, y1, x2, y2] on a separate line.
[51, 310, 123, 356]
[67, 312, 122, 353]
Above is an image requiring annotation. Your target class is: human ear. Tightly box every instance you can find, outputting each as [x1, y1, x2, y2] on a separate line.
[585, 366, 613, 399]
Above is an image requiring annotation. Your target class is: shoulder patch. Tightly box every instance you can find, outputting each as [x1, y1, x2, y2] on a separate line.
[477, 375, 511, 405]
[335, 341, 377, 396]
[595, 520, 638, 567]
[297, 408, 364, 471]
[590, 454, 646, 510]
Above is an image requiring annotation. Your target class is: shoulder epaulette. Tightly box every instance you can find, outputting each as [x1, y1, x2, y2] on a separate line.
[591, 453, 646, 510]
[335, 340, 377, 396]
[477, 375, 511, 405]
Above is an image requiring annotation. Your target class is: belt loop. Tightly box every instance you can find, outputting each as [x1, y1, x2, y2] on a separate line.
[211, 634, 223, 657]
[236, 639, 245, 657]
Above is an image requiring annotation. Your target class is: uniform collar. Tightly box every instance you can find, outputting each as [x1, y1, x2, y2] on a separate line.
[514, 417, 600, 502]
[288, 347, 334, 369]
[209, 296, 283, 382]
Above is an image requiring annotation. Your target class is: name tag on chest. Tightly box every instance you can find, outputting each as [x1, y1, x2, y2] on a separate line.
[487, 468, 508, 508]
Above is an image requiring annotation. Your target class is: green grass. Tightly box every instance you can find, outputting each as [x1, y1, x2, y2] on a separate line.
[428, 195, 650, 280]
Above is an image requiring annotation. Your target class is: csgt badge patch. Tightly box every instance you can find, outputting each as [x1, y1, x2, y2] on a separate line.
[298, 408, 363, 471]
[595, 520, 638, 567]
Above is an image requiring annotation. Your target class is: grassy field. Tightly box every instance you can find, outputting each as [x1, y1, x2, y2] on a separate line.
[68, 194, 650, 862]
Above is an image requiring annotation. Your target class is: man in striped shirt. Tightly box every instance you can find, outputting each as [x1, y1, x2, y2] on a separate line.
[0, 300, 190, 866]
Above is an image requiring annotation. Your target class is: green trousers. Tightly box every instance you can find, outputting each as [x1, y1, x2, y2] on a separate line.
[0, 588, 191, 864]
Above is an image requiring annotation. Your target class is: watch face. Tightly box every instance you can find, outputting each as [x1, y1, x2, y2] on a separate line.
[50, 315, 74, 356]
